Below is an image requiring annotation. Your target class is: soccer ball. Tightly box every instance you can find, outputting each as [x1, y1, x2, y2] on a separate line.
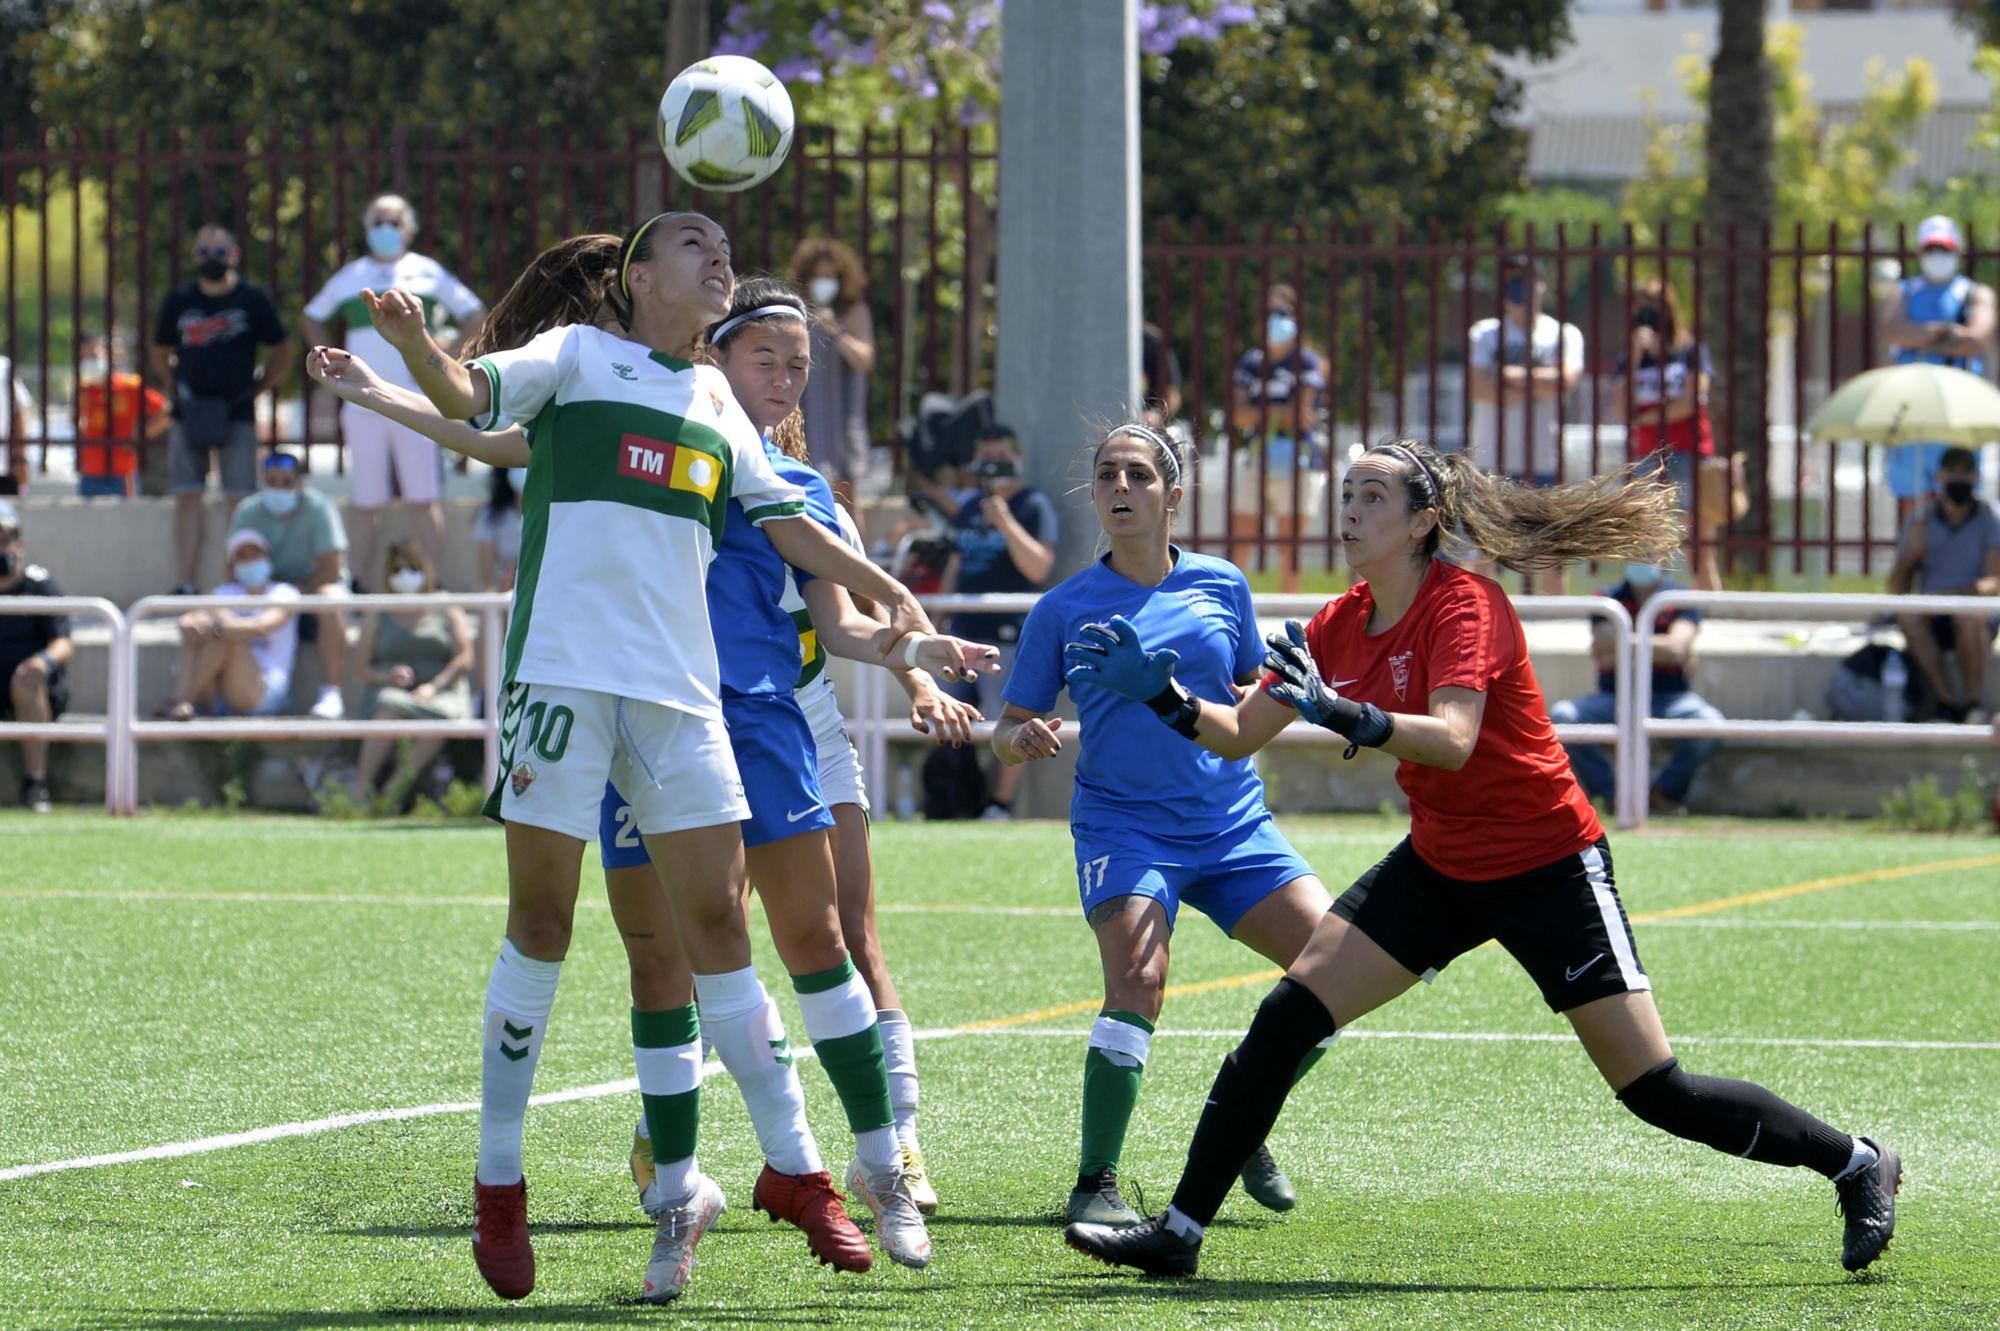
[658, 55, 795, 193]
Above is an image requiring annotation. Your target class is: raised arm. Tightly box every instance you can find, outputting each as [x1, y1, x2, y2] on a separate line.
[363, 287, 488, 420]
[1059, 615, 1296, 761]
[307, 345, 530, 468]
[799, 576, 999, 681]
[762, 516, 942, 665]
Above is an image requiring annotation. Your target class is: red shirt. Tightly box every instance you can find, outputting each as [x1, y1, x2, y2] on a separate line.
[75, 373, 164, 478]
[1285, 561, 1602, 880]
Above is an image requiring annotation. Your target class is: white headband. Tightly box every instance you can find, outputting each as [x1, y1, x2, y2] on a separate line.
[709, 303, 808, 346]
[1106, 423, 1181, 488]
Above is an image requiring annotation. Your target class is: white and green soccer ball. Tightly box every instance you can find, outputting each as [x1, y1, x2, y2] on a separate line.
[658, 55, 796, 193]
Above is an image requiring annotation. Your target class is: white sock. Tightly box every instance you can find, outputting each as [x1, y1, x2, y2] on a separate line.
[654, 1153, 698, 1207]
[854, 1125, 902, 1178]
[877, 1008, 920, 1148]
[1832, 1138, 1880, 1183]
[476, 939, 561, 1186]
[1162, 1205, 1205, 1240]
[695, 966, 823, 1176]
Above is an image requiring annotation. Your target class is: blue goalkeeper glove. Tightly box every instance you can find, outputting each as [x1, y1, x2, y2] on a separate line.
[1263, 619, 1394, 754]
[1063, 615, 1203, 739]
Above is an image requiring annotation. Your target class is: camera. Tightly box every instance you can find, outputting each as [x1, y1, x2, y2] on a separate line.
[1633, 307, 1660, 331]
[973, 457, 1019, 493]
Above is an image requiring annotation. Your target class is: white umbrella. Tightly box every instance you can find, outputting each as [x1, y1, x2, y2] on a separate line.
[1803, 361, 2000, 446]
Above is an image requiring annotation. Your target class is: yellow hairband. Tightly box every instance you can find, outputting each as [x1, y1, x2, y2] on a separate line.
[619, 213, 671, 301]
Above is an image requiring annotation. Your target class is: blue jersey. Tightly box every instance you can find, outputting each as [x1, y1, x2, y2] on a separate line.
[707, 440, 842, 697]
[1005, 548, 1270, 838]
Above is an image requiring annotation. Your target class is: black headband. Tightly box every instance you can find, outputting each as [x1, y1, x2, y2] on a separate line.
[1380, 443, 1439, 501]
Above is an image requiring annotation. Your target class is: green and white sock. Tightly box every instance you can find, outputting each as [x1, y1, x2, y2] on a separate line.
[477, 939, 562, 1186]
[1079, 1009, 1153, 1177]
[696, 966, 822, 1177]
[632, 1004, 702, 1206]
[793, 960, 898, 1176]
[877, 1008, 920, 1149]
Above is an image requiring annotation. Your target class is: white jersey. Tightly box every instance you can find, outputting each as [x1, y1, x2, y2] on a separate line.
[303, 253, 484, 390]
[214, 580, 302, 687]
[1466, 312, 1584, 479]
[471, 324, 805, 716]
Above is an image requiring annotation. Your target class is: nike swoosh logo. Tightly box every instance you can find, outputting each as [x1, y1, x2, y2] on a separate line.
[785, 806, 822, 823]
[1565, 953, 1605, 982]
[1329, 677, 1360, 690]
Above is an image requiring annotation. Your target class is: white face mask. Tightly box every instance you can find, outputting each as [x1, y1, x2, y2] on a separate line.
[262, 487, 300, 516]
[388, 568, 428, 594]
[234, 558, 272, 589]
[78, 358, 109, 381]
[1921, 251, 1960, 284]
[809, 276, 841, 306]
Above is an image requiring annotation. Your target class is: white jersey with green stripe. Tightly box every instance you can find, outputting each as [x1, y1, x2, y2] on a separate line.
[302, 253, 484, 390]
[471, 323, 806, 716]
[783, 501, 864, 693]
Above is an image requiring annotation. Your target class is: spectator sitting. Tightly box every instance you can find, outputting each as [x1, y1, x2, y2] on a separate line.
[1887, 446, 2000, 724]
[1877, 216, 1996, 522]
[477, 465, 524, 593]
[790, 236, 876, 531]
[74, 333, 171, 500]
[150, 223, 293, 594]
[1549, 561, 1722, 815]
[1228, 282, 1326, 594]
[230, 450, 351, 719]
[1141, 320, 1183, 428]
[349, 539, 474, 802]
[937, 424, 1058, 819]
[1611, 278, 1722, 592]
[0, 500, 73, 812]
[161, 528, 299, 721]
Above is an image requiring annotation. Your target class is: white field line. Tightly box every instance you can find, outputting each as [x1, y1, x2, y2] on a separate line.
[4, 888, 1996, 931]
[6, 1023, 1995, 1185]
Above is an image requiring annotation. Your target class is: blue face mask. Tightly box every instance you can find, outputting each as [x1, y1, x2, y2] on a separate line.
[1503, 277, 1529, 306]
[1266, 313, 1297, 346]
[263, 487, 299, 516]
[1623, 562, 1662, 588]
[367, 223, 404, 259]
[234, 558, 272, 589]
[507, 467, 528, 490]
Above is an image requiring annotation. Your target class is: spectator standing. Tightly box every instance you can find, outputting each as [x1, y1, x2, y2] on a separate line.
[1466, 254, 1584, 595]
[1887, 446, 2000, 724]
[150, 224, 293, 593]
[1549, 562, 1723, 815]
[74, 333, 170, 500]
[0, 500, 73, 812]
[230, 451, 350, 719]
[349, 538, 474, 802]
[1141, 321, 1183, 428]
[476, 465, 524, 593]
[938, 425, 1058, 818]
[1229, 283, 1327, 594]
[301, 194, 484, 579]
[790, 236, 875, 528]
[0, 353, 32, 494]
[1878, 216, 1996, 522]
[1611, 279, 1722, 592]
[160, 528, 299, 722]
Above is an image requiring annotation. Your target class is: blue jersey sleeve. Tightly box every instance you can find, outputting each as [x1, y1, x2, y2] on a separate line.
[785, 464, 844, 588]
[1228, 567, 1264, 681]
[1002, 590, 1068, 714]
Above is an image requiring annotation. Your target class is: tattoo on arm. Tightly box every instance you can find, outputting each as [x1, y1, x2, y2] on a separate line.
[425, 351, 443, 370]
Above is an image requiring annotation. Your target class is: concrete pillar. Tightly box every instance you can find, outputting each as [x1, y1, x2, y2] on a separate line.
[995, 0, 1140, 580]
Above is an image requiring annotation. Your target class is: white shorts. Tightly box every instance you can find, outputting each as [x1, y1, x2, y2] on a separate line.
[798, 676, 867, 814]
[1230, 446, 1330, 518]
[341, 401, 444, 506]
[488, 681, 748, 840]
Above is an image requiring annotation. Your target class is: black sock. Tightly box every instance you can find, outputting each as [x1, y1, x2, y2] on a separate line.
[1617, 1058, 1854, 1178]
[1168, 977, 1335, 1227]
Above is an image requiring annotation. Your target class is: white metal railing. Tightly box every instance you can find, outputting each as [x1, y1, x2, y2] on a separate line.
[1628, 590, 1998, 829]
[118, 592, 510, 814]
[0, 596, 128, 814]
[853, 592, 1638, 826]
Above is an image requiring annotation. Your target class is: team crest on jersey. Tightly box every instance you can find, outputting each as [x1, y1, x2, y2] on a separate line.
[509, 761, 537, 798]
[1389, 651, 1414, 701]
[708, 389, 726, 416]
[611, 362, 637, 380]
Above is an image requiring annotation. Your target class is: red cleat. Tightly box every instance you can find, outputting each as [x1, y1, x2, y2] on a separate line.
[751, 1165, 873, 1273]
[472, 1176, 535, 1299]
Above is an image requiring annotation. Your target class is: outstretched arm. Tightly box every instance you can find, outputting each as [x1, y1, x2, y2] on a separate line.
[363, 287, 487, 420]
[800, 577, 998, 682]
[762, 517, 947, 668]
[307, 345, 531, 468]
[1060, 615, 1295, 760]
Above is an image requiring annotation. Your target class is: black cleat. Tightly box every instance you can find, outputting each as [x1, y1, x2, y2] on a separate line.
[21, 777, 50, 814]
[1065, 1213, 1201, 1277]
[1064, 1167, 1142, 1227]
[1238, 1142, 1297, 1212]
[1835, 1137, 1901, 1273]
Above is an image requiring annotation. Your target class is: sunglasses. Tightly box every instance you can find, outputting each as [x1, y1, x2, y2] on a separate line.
[195, 245, 232, 260]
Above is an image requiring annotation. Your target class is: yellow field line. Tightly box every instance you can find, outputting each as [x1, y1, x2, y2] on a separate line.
[966, 850, 2000, 1031]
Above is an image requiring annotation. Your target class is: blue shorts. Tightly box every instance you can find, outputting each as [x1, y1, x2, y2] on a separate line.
[1073, 814, 1316, 935]
[1886, 443, 1951, 500]
[599, 693, 834, 870]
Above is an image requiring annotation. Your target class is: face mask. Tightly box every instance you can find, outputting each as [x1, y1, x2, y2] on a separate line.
[1920, 251, 1960, 284]
[1503, 277, 1529, 306]
[809, 276, 840, 306]
[367, 223, 404, 259]
[197, 259, 231, 281]
[506, 467, 528, 490]
[234, 558, 272, 588]
[78, 358, 108, 381]
[262, 487, 299, 516]
[1266, 313, 1297, 346]
[1942, 479, 1976, 505]
[1623, 562, 1662, 588]
[0, 551, 18, 579]
[389, 568, 428, 594]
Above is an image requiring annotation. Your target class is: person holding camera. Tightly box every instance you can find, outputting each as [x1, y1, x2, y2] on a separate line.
[938, 425, 1058, 818]
[1610, 279, 1722, 592]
